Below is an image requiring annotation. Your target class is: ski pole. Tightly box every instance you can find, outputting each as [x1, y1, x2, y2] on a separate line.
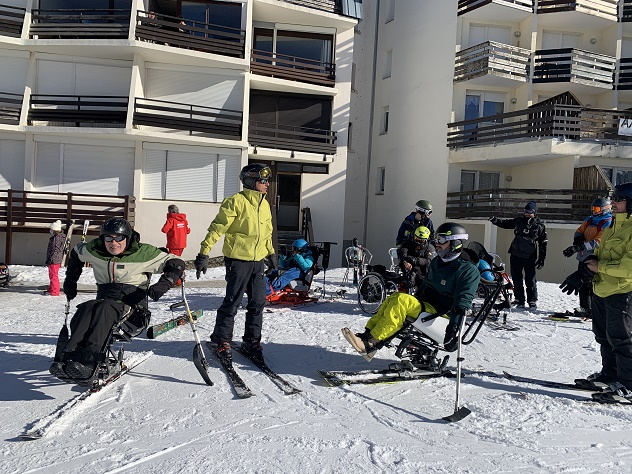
[53, 301, 71, 362]
[443, 317, 471, 423]
[180, 279, 214, 386]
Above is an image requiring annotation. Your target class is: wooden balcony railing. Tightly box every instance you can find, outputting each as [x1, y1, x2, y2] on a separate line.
[533, 48, 616, 89]
[447, 104, 632, 148]
[251, 49, 335, 87]
[617, 57, 632, 89]
[281, 0, 341, 15]
[28, 95, 128, 128]
[446, 188, 610, 222]
[0, 3, 25, 37]
[457, 0, 533, 16]
[136, 10, 245, 58]
[454, 41, 530, 83]
[133, 97, 242, 139]
[30, 9, 131, 39]
[537, 0, 618, 21]
[0, 92, 22, 125]
[249, 121, 337, 155]
[1, 189, 136, 264]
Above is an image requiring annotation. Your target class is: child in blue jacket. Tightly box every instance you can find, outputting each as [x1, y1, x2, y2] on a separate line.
[266, 239, 314, 295]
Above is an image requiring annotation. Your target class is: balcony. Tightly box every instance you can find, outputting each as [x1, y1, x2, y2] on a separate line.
[446, 188, 609, 222]
[29, 8, 131, 39]
[457, 0, 533, 21]
[249, 121, 337, 155]
[281, 0, 340, 15]
[533, 48, 615, 90]
[537, 0, 618, 22]
[0, 92, 22, 125]
[454, 41, 530, 86]
[135, 11, 245, 58]
[133, 98, 242, 139]
[447, 104, 632, 148]
[0, 4, 25, 38]
[28, 95, 128, 128]
[624, 0, 632, 22]
[251, 49, 335, 87]
[617, 57, 632, 89]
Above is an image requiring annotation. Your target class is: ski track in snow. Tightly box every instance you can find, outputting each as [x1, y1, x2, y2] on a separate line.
[3, 266, 632, 472]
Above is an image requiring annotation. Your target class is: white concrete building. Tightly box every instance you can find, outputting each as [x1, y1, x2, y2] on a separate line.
[0, 0, 360, 265]
[350, 0, 632, 283]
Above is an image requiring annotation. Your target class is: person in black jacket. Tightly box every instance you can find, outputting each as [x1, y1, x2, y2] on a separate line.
[489, 201, 547, 308]
[397, 225, 435, 291]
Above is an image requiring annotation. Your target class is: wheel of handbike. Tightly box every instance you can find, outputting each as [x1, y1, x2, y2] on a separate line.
[357, 272, 387, 314]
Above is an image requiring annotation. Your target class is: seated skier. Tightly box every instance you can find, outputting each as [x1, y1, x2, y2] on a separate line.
[397, 225, 435, 291]
[266, 238, 315, 295]
[342, 223, 480, 361]
[49, 217, 184, 384]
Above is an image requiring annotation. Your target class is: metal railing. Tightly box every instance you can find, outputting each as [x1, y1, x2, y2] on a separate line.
[133, 97, 242, 139]
[0, 92, 22, 125]
[28, 94, 128, 128]
[0, 3, 26, 37]
[457, 0, 533, 16]
[454, 41, 530, 83]
[135, 10, 245, 58]
[537, 0, 618, 21]
[281, 0, 340, 14]
[533, 48, 616, 89]
[251, 49, 335, 86]
[446, 188, 610, 222]
[30, 8, 131, 39]
[249, 120, 337, 155]
[447, 104, 632, 148]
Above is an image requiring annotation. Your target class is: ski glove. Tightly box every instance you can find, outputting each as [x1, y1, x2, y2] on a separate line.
[563, 244, 584, 258]
[63, 280, 77, 301]
[122, 288, 147, 307]
[536, 257, 545, 270]
[194, 253, 209, 279]
[147, 258, 185, 301]
[573, 235, 586, 247]
[488, 216, 499, 225]
[443, 323, 459, 353]
[268, 254, 280, 271]
[559, 270, 583, 295]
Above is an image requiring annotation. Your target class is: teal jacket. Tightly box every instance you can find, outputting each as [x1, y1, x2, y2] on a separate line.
[593, 213, 632, 298]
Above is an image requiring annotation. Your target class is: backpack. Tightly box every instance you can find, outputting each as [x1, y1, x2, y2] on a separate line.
[0, 263, 11, 288]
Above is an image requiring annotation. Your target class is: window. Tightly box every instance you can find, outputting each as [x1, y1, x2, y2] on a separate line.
[376, 167, 385, 194]
[253, 28, 334, 69]
[460, 170, 500, 207]
[380, 106, 389, 135]
[383, 50, 392, 79]
[464, 91, 505, 140]
[143, 148, 240, 202]
[469, 24, 510, 47]
[385, 0, 395, 23]
[347, 122, 353, 150]
[541, 31, 581, 49]
[351, 62, 356, 92]
[602, 167, 632, 186]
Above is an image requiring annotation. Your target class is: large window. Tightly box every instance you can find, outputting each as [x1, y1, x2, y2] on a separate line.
[254, 28, 333, 66]
[180, 1, 242, 36]
[39, 0, 131, 10]
[602, 167, 632, 187]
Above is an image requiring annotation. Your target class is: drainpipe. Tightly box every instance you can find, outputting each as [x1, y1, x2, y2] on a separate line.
[362, 0, 381, 243]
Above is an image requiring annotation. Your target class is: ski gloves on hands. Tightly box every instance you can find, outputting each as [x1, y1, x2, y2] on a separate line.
[443, 308, 466, 352]
[63, 280, 77, 301]
[563, 236, 586, 258]
[194, 254, 209, 279]
[559, 261, 596, 295]
[536, 257, 545, 270]
[488, 216, 499, 225]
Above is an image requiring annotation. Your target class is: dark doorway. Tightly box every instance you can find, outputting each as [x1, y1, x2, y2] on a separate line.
[276, 172, 301, 231]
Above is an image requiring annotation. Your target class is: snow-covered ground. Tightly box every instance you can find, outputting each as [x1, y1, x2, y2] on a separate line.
[2, 264, 632, 474]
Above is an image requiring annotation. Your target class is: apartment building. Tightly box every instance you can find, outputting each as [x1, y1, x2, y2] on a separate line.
[0, 0, 360, 264]
[351, 0, 632, 283]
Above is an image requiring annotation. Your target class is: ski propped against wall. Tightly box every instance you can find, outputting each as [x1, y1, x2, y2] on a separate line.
[60, 219, 77, 267]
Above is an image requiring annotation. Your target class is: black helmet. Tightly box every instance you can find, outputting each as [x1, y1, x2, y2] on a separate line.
[613, 183, 632, 214]
[100, 218, 133, 243]
[240, 164, 272, 190]
[591, 197, 611, 216]
[435, 222, 468, 259]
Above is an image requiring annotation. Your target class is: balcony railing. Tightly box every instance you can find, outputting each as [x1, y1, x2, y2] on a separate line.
[537, 0, 618, 21]
[624, 0, 632, 22]
[446, 188, 609, 222]
[133, 97, 242, 139]
[28, 95, 128, 127]
[0, 92, 22, 125]
[249, 121, 337, 155]
[454, 41, 530, 83]
[135, 11, 245, 58]
[251, 49, 335, 87]
[457, 0, 533, 16]
[0, 3, 26, 37]
[533, 48, 616, 89]
[447, 104, 632, 148]
[281, 0, 341, 14]
[1, 189, 135, 264]
[618, 57, 632, 89]
[30, 9, 131, 39]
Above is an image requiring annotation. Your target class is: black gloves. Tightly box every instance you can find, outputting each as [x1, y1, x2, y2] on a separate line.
[269, 254, 279, 271]
[63, 280, 77, 301]
[147, 275, 174, 301]
[489, 216, 499, 225]
[562, 244, 584, 258]
[122, 288, 147, 307]
[559, 263, 595, 295]
[536, 257, 545, 270]
[573, 235, 585, 247]
[194, 253, 209, 279]
[443, 308, 465, 352]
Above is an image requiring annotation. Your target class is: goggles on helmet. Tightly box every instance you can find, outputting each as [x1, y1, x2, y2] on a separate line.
[415, 206, 432, 215]
[592, 205, 606, 214]
[242, 166, 272, 181]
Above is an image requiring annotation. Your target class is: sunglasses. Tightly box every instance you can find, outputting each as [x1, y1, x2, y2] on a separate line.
[523, 210, 535, 215]
[612, 196, 627, 202]
[103, 234, 126, 242]
[258, 178, 269, 185]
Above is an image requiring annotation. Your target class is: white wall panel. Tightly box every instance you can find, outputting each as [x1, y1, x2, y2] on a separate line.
[0, 139, 24, 189]
[0, 56, 29, 94]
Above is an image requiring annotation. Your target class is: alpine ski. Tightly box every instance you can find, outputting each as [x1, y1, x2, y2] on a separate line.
[231, 343, 301, 395]
[19, 351, 152, 440]
[60, 219, 77, 267]
[146, 309, 203, 339]
[318, 368, 447, 386]
[500, 372, 605, 393]
[206, 341, 254, 398]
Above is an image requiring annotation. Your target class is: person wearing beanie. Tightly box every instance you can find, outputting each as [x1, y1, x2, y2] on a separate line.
[45, 220, 66, 296]
[161, 204, 190, 257]
[489, 201, 548, 309]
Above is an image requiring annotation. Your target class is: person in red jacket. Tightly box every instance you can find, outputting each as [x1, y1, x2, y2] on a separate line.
[161, 204, 190, 257]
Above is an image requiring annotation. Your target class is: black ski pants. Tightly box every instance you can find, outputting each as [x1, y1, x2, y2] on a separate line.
[509, 253, 538, 303]
[63, 299, 131, 362]
[211, 257, 266, 343]
[592, 292, 632, 389]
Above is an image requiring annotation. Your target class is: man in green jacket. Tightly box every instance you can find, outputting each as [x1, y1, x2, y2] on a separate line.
[194, 164, 277, 361]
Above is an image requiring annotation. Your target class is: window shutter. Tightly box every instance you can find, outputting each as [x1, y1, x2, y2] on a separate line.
[34, 142, 61, 191]
[217, 154, 240, 201]
[166, 150, 215, 202]
[144, 149, 167, 199]
[62, 144, 134, 195]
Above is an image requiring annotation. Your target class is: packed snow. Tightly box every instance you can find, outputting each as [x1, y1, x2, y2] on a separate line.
[2, 263, 632, 474]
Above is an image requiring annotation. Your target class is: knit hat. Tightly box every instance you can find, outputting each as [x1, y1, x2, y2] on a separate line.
[524, 201, 537, 214]
[50, 220, 62, 232]
[168, 204, 179, 213]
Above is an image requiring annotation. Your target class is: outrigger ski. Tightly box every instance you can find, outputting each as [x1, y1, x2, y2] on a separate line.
[230, 343, 301, 395]
[206, 341, 254, 398]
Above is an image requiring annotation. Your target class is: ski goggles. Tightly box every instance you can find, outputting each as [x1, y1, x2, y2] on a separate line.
[243, 166, 272, 181]
[415, 206, 432, 215]
[435, 233, 467, 245]
[523, 209, 535, 215]
[592, 205, 609, 213]
[103, 234, 127, 242]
